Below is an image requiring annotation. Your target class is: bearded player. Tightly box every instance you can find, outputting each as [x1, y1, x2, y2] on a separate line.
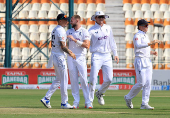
[66, 15, 92, 109]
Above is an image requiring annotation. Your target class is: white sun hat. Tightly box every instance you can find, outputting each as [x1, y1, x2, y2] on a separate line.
[91, 11, 109, 21]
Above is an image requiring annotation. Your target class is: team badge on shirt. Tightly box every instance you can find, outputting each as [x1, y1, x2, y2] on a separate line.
[135, 38, 138, 40]
[79, 32, 82, 36]
[69, 32, 72, 35]
[62, 37, 65, 40]
[95, 31, 98, 34]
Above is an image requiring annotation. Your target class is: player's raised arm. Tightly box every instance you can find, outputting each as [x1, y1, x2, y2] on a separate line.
[67, 35, 90, 49]
[148, 40, 162, 46]
[65, 15, 93, 109]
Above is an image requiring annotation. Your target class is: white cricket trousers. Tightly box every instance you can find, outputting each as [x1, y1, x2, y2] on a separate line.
[126, 57, 152, 105]
[89, 52, 113, 102]
[45, 54, 68, 104]
[67, 55, 91, 104]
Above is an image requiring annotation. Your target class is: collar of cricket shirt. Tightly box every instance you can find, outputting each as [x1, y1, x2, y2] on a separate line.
[72, 26, 82, 32]
[57, 25, 64, 29]
[94, 22, 106, 28]
[138, 30, 146, 35]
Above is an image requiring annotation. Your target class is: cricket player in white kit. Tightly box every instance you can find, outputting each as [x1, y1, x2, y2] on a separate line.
[41, 14, 76, 109]
[88, 11, 119, 106]
[124, 19, 161, 110]
[66, 15, 92, 109]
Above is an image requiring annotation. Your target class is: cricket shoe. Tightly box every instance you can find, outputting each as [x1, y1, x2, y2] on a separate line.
[84, 104, 87, 108]
[85, 102, 93, 108]
[73, 103, 79, 109]
[61, 103, 73, 109]
[86, 103, 93, 109]
[124, 95, 133, 109]
[140, 104, 154, 110]
[40, 97, 51, 108]
[95, 91, 105, 105]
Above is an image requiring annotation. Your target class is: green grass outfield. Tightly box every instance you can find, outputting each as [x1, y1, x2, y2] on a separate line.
[0, 89, 169, 118]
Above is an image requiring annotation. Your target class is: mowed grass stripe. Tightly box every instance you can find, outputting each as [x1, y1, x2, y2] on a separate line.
[0, 90, 169, 118]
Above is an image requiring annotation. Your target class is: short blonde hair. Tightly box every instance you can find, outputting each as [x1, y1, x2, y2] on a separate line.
[72, 15, 81, 20]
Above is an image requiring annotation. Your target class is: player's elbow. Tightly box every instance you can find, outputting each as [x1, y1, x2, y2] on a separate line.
[135, 45, 141, 49]
[61, 46, 65, 51]
[60, 46, 64, 49]
[104, 79, 112, 84]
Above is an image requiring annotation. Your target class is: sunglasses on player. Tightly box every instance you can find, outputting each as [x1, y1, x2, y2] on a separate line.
[97, 16, 105, 19]
[141, 24, 148, 27]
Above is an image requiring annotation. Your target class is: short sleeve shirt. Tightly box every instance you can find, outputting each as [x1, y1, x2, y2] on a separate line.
[51, 25, 67, 56]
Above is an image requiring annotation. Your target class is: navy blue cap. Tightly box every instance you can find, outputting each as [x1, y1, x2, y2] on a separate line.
[57, 14, 69, 21]
[137, 19, 150, 26]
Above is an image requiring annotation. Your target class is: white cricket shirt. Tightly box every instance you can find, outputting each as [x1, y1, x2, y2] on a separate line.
[66, 27, 90, 56]
[51, 25, 67, 56]
[88, 23, 118, 56]
[133, 30, 150, 58]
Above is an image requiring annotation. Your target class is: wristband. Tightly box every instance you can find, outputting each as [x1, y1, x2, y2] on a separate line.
[76, 40, 83, 46]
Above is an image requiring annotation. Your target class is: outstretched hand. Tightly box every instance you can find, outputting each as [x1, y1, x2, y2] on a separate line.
[149, 40, 162, 46]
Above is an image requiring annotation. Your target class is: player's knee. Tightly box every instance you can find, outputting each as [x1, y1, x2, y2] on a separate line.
[108, 79, 112, 84]
[89, 80, 97, 86]
[104, 78, 112, 84]
[89, 75, 97, 82]
[108, 77, 112, 83]
[91, 74, 98, 79]
[90, 81, 96, 85]
[138, 83, 144, 88]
